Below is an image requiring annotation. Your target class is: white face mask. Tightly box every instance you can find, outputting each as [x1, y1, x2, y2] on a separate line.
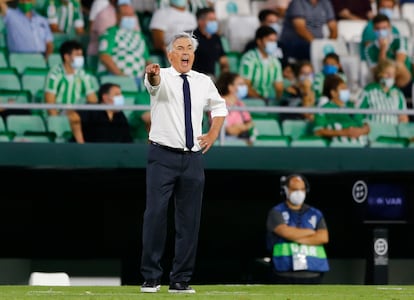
[71, 56, 84, 69]
[113, 95, 125, 106]
[289, 190, 306, 206]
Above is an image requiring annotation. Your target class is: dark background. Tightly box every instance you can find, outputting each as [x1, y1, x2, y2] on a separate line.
[0, 167, 412, 284]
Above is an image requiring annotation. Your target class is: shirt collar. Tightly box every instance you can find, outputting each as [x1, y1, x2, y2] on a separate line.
[169, 66, 193, 78]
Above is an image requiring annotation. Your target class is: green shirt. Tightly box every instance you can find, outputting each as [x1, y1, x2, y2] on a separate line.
[46, 0, 84, 35]
[360, 21, 400, 61]
[239, 48, 283, 100]
[313, 101, 368, 145]
[364, 35, 412, 75]
[356, 82, 407, 124]
[45, 63, 96, 105]
[98, 26, 149, 79]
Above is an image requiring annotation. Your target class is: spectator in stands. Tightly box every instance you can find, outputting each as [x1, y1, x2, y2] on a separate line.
[360, 0, 399, 61]
[216, 72, 255, 145]
[313, 52, 348, 100]
[330, 0, 373, 20]
[279, 60, 316, 122]
[279, 0, 337, 62]
[0, 0, 54, 59]
[266, 174, 329, 284]
[363, 14, 412, 97]
[46, 0, 85, 35]
[87, 0, 140, 57]
[192, 7, 229, 80]
[313, 74, 369, 146]
[356, 59, 409, 124]
[243, 9, 283, 54]
[148, 0, 197, 62]
[88, 0, 110, 31]
[69, 82, 133, 143]
[239, 25, 283, 106]
[44, 39, 97, 116]
[97, 1, 150, 89]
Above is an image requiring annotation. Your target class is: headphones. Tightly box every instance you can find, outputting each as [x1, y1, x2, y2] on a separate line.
[280, 174, 310, 199]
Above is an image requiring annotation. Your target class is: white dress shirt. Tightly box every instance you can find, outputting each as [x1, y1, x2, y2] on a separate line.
[145, 67, 228, 151]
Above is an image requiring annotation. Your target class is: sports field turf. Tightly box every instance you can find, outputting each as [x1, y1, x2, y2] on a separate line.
[0, 285, 413, 299]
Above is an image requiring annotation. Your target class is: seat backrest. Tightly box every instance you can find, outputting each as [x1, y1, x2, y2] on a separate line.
[401, 3, 414, 24]
[310, 38, 349, 73]
[253, 118, 282, 137]
[281, 119, 310, 140]
[223, 15, 259, 53]
[8, 53, 48, 75]
[0, 68, 22, 90]
[367, 121, 398, 142]
[7, 115, 46, 135]
[47, 53, 62, 69]
[0, 48, 8, 68]
[397, 122, 414, 138]
[337, 20, 368, 43]
[0, 89, 31, 104]
[21, 68, 49, 101]
[47, 115, 71, 138]
[99, 75, 139, 93]
[391, 19, 412, 38]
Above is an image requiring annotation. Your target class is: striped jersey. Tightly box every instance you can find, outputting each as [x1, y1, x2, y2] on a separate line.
[45, 63, 96, 105]
[47, 0, 84, 35]
[239, 48, 283, 99]
[356, 82, 407, 124]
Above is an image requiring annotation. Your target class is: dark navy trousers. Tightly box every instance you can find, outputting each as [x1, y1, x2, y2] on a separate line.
[140, 143, 205, 283]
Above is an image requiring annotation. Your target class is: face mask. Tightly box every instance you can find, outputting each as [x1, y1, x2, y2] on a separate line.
[18, 2, 33, 13]
[299, 74, 313, 84]
[71, 56, 84, 69]
[379, 8, 393, 19]
[375, 29, 390, 39]
[339, 89, 350, 103]
[120, 17, 136, 30]
[269, 22, 280, 34]
[113, 95, 125, 106]
[289, 190, 306, 206]
[265, 41, 277, 55]
[323, 64, 338, 75]
[236, 84, 248, 99]
[170, 0, 187, 7]
[381, 77, 395, 88]
[205, 20, 218, 35]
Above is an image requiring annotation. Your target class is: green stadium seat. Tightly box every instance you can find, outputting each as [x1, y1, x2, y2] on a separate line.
[13, 135, 52, 143]
[21, 68, 49, 102]
[329, 139, 366, 148]
[99, 75, 139, 93]
[397, 122, 414, 139]
[220, 138, 250, 146]
[253, 136, 289, 147]
[367, 121, 398, 142]
[226, 51, 241, 73]
[6, 114, 53, 141]
[0, 68, 22, 90]
[8, 53, 48, 75]
[253, 118, 283, 138]
[369, 136, 409, 148]
[46, 115, 73, 143]
[0, 89, 31, 104]
[47, 53, 62, 68]
[0, 48, 8, 68]
[128, 91, 150, 141]
[281, 119, 310, 140]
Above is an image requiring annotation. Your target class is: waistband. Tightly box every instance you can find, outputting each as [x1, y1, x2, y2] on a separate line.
[149, 140, 198, 154]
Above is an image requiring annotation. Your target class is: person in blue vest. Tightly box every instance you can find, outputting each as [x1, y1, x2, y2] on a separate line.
[266, 174, 329, 284]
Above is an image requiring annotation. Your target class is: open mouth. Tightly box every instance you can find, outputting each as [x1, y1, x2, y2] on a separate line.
[181, 57, 189, 66]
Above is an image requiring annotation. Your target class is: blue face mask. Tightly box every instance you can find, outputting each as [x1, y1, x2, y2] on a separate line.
[379, 8, 393, 19]
[71, 56, 84, 69]
[120, 17, 136, 30]
[236, 84, 248, 99]
[205, 20, 218, 35]
[323, 64, 339, 75]
[170, 0, 187, 8]
[375, 29, 390, 39]
[265, 41, 277, 55]
[269, 22, 280, 34]
[339, 89, 350, 103]
[113, 95, 125, 106]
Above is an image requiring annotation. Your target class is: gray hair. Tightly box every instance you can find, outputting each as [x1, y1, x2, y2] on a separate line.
[166, 32, 199, 53]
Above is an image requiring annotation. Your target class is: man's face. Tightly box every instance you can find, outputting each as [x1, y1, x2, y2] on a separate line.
[168, 37, 195, 74]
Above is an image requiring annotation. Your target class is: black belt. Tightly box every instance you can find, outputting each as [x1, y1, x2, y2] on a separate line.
[149, 141, 195, 154]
